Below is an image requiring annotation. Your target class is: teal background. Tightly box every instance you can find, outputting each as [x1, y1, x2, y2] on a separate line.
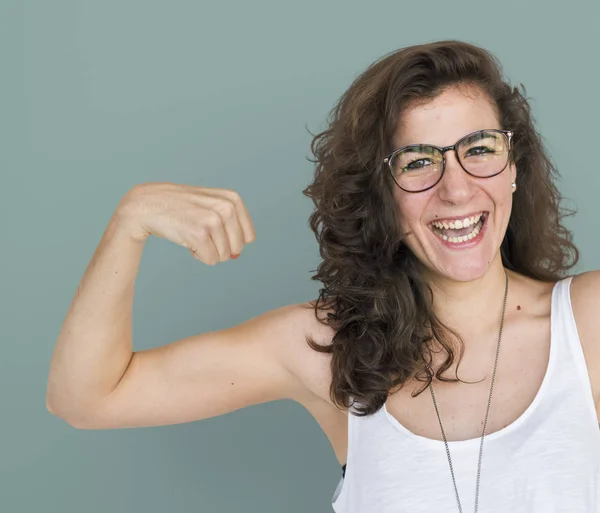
[2, 0, 599, 512]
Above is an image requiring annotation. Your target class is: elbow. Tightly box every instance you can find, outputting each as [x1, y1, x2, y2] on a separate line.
[46, 396, 95, 429]
[45, 394, 64, 420]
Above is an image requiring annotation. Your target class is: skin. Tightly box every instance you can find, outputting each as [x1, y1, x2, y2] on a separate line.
[392, 84, 516, 284]
[46, 82, 600, 474]
[390, 83, 519, 349]
[382, 85, 600, 445]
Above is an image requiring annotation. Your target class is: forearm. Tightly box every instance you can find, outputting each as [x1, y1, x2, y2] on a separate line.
[46, 208, 145, 424]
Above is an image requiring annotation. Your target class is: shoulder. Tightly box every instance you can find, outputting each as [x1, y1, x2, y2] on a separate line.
[570, 270, 600, 323]
[568, 271, 600, 404]
[274, 301, 337, 357]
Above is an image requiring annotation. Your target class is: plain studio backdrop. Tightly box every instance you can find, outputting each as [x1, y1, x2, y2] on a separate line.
[1, 1, 599, 512]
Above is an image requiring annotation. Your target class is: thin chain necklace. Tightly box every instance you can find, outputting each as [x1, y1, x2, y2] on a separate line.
[428, 270, 509, 513]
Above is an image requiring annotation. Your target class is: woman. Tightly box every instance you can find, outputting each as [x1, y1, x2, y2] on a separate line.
[46, 40, 600, 512]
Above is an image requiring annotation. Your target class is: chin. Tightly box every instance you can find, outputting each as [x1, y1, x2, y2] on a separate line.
[411, 213, 503, 283]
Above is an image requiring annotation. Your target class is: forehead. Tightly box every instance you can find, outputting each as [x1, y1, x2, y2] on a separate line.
[393, 85, 500, 148]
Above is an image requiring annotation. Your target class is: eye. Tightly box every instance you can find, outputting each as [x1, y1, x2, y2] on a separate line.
[465, 146, 496, 157]
[402, 158, 433, 172]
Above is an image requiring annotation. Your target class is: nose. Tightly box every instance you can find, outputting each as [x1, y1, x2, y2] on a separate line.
[436, 149, 476, 205]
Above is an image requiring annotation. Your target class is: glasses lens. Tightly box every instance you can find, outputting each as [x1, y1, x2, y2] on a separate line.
[389, 145, 443, 192]
[458, 130, 509, 176]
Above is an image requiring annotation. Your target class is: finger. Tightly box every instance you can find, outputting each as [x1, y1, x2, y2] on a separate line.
[203, 211, 232, 262]
[231, 194, 256, 244]
[202, 188, 256, 244]
[212, 198, 246, 256]
[188, 238, 220, 266]
[183, 219, 222, 265]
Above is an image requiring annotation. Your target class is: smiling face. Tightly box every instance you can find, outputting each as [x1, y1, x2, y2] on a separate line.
[391, 84, 516, 282]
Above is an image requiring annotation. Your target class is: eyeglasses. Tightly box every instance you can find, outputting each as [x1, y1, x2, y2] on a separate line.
[383, 129, 514, 193]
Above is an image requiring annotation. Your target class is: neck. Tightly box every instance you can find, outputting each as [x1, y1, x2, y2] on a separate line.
[424, 254, 509, 337]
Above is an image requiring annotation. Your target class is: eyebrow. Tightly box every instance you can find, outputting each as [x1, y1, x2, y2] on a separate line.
[395, 129, 500, 153]
[460, 130, 497, 146]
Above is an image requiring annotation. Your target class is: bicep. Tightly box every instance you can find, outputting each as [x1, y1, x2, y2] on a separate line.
[75, 305, 310, 429]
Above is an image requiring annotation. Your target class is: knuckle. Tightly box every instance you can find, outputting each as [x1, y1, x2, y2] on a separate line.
[224, 189, 242, 203]
[215, 200, 236, 219]
[196, 226, 211, 241]
[205, 212, 222, 229]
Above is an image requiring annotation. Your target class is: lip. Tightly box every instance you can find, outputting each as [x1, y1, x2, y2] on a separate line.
[429, 212, 489, 249]
[428, 210, 487, 224]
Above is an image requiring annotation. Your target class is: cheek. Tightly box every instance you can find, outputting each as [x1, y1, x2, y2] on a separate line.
[494, 176, 514, 205]
[486, 183, 514, 229]
[501, 193, 514, 220]
[394, 189, 429, 233]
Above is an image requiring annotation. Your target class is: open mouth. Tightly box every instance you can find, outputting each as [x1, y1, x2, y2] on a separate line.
[428, 212, 488, 245]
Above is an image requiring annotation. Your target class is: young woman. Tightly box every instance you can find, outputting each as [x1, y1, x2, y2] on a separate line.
[46, 40, 600, 512]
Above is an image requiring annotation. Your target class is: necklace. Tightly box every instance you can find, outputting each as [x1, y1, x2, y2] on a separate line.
[428, 270, 509, 513]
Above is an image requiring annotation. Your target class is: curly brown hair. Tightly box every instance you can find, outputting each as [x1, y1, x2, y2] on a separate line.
[301, 40, 579, 416]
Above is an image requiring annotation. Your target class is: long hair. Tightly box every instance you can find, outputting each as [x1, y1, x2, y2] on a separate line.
[301, 40, 578, 416]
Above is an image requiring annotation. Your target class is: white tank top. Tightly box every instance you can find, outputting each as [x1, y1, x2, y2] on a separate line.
[332, 277, 600, 512]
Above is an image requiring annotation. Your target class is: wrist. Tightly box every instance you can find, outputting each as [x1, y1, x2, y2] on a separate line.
[111, 198, 150, 245]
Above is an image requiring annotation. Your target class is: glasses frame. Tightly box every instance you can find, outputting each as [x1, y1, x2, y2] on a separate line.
[383, 129, 514, 193]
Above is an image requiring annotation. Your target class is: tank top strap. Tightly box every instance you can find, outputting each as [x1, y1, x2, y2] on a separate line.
[552, 276, 584, 370]
[551, 275, 598, 422]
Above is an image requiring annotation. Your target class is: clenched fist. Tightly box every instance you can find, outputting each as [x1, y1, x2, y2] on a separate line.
[116, 182, 256, 265]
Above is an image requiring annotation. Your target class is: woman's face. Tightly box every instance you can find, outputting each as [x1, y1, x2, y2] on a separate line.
[391, 85, 516, 282]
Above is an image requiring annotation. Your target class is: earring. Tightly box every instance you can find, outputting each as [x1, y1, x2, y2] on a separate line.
[511, 182, 516, 189]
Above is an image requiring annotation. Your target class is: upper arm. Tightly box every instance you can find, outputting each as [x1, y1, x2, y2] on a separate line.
[73, 303, 331, 429]
[570, 271, 600, 408]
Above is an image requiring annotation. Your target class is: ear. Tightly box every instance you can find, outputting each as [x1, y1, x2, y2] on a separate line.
[510, 163, 517, 188]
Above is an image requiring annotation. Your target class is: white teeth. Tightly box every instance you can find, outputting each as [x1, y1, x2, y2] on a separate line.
[430, 212, 483, 231]
[430, 214, 484, 244]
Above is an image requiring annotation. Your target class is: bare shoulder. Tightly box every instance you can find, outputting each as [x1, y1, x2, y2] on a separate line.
[569, 270, 600, 331]
[569, 271, 600, 404]
[570, 270, 600, 304]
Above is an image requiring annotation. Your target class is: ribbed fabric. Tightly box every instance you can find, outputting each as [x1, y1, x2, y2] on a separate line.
[332, 277, 600, 512]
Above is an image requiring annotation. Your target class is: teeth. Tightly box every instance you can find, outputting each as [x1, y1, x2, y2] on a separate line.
[431, 213, 483, 230]
[431, 215, 484, 244]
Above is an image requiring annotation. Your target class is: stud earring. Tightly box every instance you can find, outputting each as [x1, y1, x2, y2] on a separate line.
[511, 182, 516, 189]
